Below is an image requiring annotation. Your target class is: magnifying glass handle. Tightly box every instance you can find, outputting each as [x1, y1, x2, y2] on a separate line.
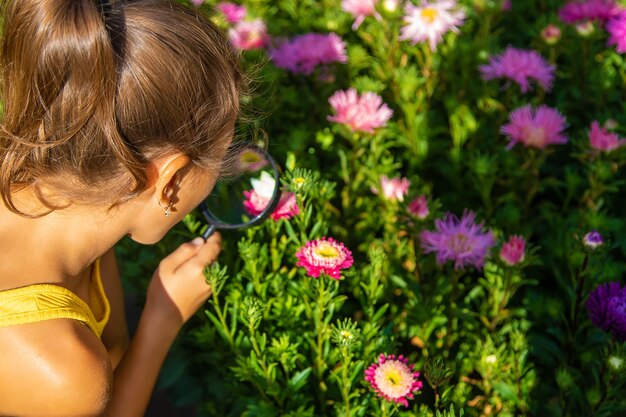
[203, 224, 217, 241]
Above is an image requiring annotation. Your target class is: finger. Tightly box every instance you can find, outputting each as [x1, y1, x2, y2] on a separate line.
[159, 238, 204, 274]
[206, 231, 221, 246]
[193, 238, 222, 266]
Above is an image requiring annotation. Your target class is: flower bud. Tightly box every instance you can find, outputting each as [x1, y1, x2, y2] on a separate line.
[583, 230, 603, 249]
[541, 24, 561, 45]
[576, 21, 595, 37]
[499, 235, 526, 266]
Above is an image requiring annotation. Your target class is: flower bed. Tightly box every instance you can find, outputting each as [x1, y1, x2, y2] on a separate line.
[121, 0, 626, 415]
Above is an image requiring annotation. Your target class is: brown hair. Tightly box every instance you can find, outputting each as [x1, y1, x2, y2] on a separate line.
[0, 0, 243, 215]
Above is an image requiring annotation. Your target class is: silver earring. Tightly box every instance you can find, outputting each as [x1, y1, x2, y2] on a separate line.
[158, 200, 174, 216]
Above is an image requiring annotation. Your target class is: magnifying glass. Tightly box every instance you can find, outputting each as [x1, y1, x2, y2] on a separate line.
[198, 144, 282, 240]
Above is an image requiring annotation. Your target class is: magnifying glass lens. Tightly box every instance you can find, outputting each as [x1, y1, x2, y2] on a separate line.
[200, 145, 281, 232]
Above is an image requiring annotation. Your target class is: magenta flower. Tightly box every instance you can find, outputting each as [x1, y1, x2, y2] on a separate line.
[217, 2, 247, 24]
[480, 47, 555, 93]
[559, 0, 620, 24]
[342, 0, 382, 30]
[365, 354, 423, 407]
[500, 105, 568, 150]
[607, 12, 626, 53]
[420, 210, 496, 270]
[501, 0, 512, 11]
[328, 88, 393, 133]
[371, 175, 410, 202]
[296, 237, 353, 279]
[408, 195, 430, 219]
[243, 172, 299, 221]
[586, 282, 626, 341]
[541, 24, 562, 45]
[228, 19, 267, 50]
[583, 230, 604, 249]
[499, 235, 526, 266]
[269, 33, 347, 75]
[399, 0, 466, 51]
[589, 121, 626, 152]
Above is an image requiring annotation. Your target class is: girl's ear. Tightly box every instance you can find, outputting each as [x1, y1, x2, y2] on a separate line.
[151, 154, 192, 208]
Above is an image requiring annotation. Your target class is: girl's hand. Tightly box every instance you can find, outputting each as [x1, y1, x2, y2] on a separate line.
[145, 233, 222, 329]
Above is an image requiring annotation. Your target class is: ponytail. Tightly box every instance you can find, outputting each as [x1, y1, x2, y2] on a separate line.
[0, 0, 241, 216]
[0, 0, 147, 215]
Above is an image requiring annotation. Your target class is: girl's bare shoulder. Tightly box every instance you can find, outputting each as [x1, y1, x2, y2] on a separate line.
[0, 319, 112, 417]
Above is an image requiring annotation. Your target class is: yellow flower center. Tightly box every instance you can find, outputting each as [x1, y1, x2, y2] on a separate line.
[340, 330, 353, 340]
[385, 369, 402, 385]
[293, 177, 306, 188]
[421, 7, 438, 23]
[315, 243, 340, 258]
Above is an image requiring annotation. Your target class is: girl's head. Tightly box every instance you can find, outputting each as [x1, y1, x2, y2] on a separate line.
[0, 0, 243, 240]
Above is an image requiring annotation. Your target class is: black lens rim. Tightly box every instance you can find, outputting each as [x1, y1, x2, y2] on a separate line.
[199, 145, 282, 239]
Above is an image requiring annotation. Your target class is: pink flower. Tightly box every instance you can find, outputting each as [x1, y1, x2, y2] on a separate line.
[371, 175, 410, 202]
[479, 46, 555, 93]
[342, 0, 382, 30]
[420, 210, 496, 270]
[607, 11, 626, 53]
[217, 2, 247, 24]
[364, 354, 423, 407]
[499, 235, 526, 266]
[588, 121, 626, 152]
[501, 0, 512, 11]
[500, 105, 568, 150]
[399, 0, 466, 51]
[243, 172, 299, 221]
[269, 33, 347, 75]
[408, 195, 430, 219]
[228, 19, 267, 50]
[328, 88, 393, 133]
[191, 0, 205, 6]
[296, 237, 354, 279]
[541, 24, 562, 45]
[559, 0, 620, 24]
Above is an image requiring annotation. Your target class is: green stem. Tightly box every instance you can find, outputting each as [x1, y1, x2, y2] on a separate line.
[211, 294, 237, 354]
[340, 348, 352, 417]
[571, 254, 589, 335]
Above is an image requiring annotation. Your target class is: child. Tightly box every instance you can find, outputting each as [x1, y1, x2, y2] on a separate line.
[0, 0, 242, 415]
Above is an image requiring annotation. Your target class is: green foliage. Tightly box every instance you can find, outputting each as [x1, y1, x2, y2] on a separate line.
[111, 0, 626, 415]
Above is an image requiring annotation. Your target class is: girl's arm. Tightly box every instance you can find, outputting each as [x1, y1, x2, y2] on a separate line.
[104, 233, 221, 417]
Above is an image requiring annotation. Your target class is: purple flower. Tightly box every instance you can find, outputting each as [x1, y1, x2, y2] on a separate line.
[607, 11, 626, 53]
[586, 282, 626, 341]
[500, 105, 568, 150]
[420, 210, 496, 270]
[589, 121, 626, 152]
[583, 230, 604, 248]
[480, 46, 555, 93]
[559, 0, 620, 24]
[269, 33, 347, 75]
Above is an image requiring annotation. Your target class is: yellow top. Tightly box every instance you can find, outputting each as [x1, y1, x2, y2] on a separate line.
[0, 259, 111, 339]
